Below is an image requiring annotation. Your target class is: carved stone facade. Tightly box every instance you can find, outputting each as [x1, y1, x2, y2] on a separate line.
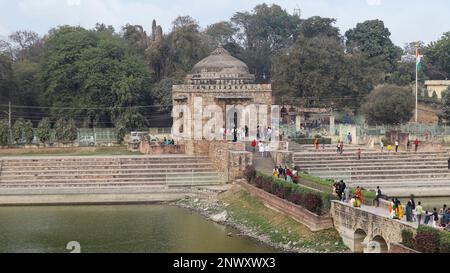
[171, 46, 273, 181]
[172, 46, 273, 147]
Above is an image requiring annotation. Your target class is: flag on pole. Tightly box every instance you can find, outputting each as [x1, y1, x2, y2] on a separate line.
[416, 48, 422, 72]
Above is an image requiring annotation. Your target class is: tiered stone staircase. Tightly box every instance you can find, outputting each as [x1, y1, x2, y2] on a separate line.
[0, 155, 223, 193]
[292, 144, 450, 197]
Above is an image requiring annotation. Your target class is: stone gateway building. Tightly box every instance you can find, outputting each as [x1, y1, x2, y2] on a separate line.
[172, 46, 273, 153]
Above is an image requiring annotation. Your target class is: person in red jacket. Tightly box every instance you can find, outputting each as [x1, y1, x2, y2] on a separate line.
[413, 139, 419, 152]
[251, 139, 257, 152]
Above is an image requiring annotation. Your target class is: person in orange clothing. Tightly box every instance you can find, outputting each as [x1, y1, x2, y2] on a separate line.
[313, 137, 319, 150]
[355, 186, 362, 207]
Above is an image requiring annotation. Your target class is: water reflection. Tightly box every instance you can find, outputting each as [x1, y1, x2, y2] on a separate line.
[0, 205, 278, 253]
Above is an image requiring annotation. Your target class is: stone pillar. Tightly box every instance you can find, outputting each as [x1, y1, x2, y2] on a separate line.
[329, 115, 335, 136]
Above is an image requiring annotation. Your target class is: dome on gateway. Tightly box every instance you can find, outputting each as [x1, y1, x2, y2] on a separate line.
[186, 46, 255, 84]
[192, 46, 250, 74]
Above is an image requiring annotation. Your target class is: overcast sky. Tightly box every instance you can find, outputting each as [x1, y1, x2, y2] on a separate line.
[0, 0, 449, 47]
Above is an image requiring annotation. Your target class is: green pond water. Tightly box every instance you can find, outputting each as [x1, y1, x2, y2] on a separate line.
[0, 205, 278, 253]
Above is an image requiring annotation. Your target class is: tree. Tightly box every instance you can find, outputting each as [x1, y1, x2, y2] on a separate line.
[440, 87, 450, 124]
[122, 24, 148, 55]
[37, 118, 51, 144]
[345, 20, 402, 70]
[23, 119, 34, 144]
[54, 118, 65, 143]
[39, 26, 151, 127]
[11, 118, 25, 144]
[0, 119, 8, 146]
[151, 77, 183, 112]
[65, 118, 78, 143]
[361, 85, 415, 125]
[8, 30, 43, 62]
[231, 3, 301, 82]
[425, 32, 450, 80]
[272, 35, 381, 109]
[298, 16, 341, 40]
[204, 21, 237, 47]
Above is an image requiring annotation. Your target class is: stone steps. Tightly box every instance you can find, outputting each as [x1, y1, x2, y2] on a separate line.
[0, 167, 216, 175]
[0, 171, 219, 181]
[0, 155, 223, 190]
[0, 162, 214, 171]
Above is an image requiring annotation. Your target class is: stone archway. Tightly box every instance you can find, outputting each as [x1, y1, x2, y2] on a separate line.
[353, 229, 367, 253]
[367, 235, 389, 253]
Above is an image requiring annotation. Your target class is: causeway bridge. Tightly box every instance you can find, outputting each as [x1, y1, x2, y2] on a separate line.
[330, 200, 417, 253]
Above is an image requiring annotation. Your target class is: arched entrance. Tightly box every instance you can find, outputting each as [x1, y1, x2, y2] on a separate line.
[368, 235, 389, 253]
[353, 229, 367, 253]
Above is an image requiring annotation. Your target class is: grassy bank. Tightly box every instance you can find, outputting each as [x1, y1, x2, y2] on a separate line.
[218, 186, 348, 252]
[0, 146, 143, 157]
[299, 173, 376, 200]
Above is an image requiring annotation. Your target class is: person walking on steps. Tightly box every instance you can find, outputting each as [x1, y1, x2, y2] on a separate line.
[395, 140, 399, 153]
[414, 138, 419, 152]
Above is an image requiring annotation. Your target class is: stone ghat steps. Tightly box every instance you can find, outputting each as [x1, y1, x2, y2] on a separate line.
[0, 171, 220, 182]
[0, 174, 220, 183]
[0, 166, 216, 175]
[329, 172, 450, 180]
[0, 176, 222, 189]
[298, 162, 446, 169]
[305, 166, 449, 173]
[0, 162, 214, 171]
[308, 168, 450, 176]
[0, 157, 210, 166]
[293, 152, 449, 159]
[350, 180, 450, 188]
[294, 159, 449, 166]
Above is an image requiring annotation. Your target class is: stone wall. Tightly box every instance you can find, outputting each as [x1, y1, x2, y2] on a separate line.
[389, 243, 420, 253]
[139, 141, 185, 155]
[237, 179, 334, 231]
[208, 141, 251, 182]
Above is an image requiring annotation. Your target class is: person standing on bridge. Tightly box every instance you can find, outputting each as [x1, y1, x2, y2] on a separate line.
[355, 186, 362, 207]
[415, 202, 424, 224]
[374, 186, 382, 207]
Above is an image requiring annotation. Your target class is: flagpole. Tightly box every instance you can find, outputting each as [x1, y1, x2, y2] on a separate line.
[415, 43, 419, 123]
[416, 56, 418, 123]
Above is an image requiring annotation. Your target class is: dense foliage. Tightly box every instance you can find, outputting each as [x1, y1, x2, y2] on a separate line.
[1, 2, 449, 131]
[245, 167, 335, 215]
[361, 85, 415, 125]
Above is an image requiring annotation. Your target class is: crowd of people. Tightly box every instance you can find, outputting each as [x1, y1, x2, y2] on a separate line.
[389, 198, 450, 230]
[273, 165, 298, 183]
[221, 125, 274, 142]
[379, 138, 421, 153]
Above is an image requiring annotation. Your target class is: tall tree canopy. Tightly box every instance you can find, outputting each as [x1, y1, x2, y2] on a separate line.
[272, 35, 381, 109]
[39, 26, 150, 129]
[424, 32, 450, 80]
[345, 20, 402, 71]
[231, 3, 301, 82]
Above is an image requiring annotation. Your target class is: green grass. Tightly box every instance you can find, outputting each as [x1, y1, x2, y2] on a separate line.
[219, 188, 348, 253]
[0, 146, 143, 157]
[299, 173, 376, 200]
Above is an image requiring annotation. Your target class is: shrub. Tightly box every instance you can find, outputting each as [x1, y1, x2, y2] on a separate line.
[255, 176, 264, 189]
[262, 177, 273, 193]
[301, 193, 323, 215]
[0, 119, 8, 146]
[401, 229, 414, 249]
[439, 231, 450, 253]
[288, 192, 301, 205]
[414, 225, 440, 253]
[244, 165, 256, 183]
